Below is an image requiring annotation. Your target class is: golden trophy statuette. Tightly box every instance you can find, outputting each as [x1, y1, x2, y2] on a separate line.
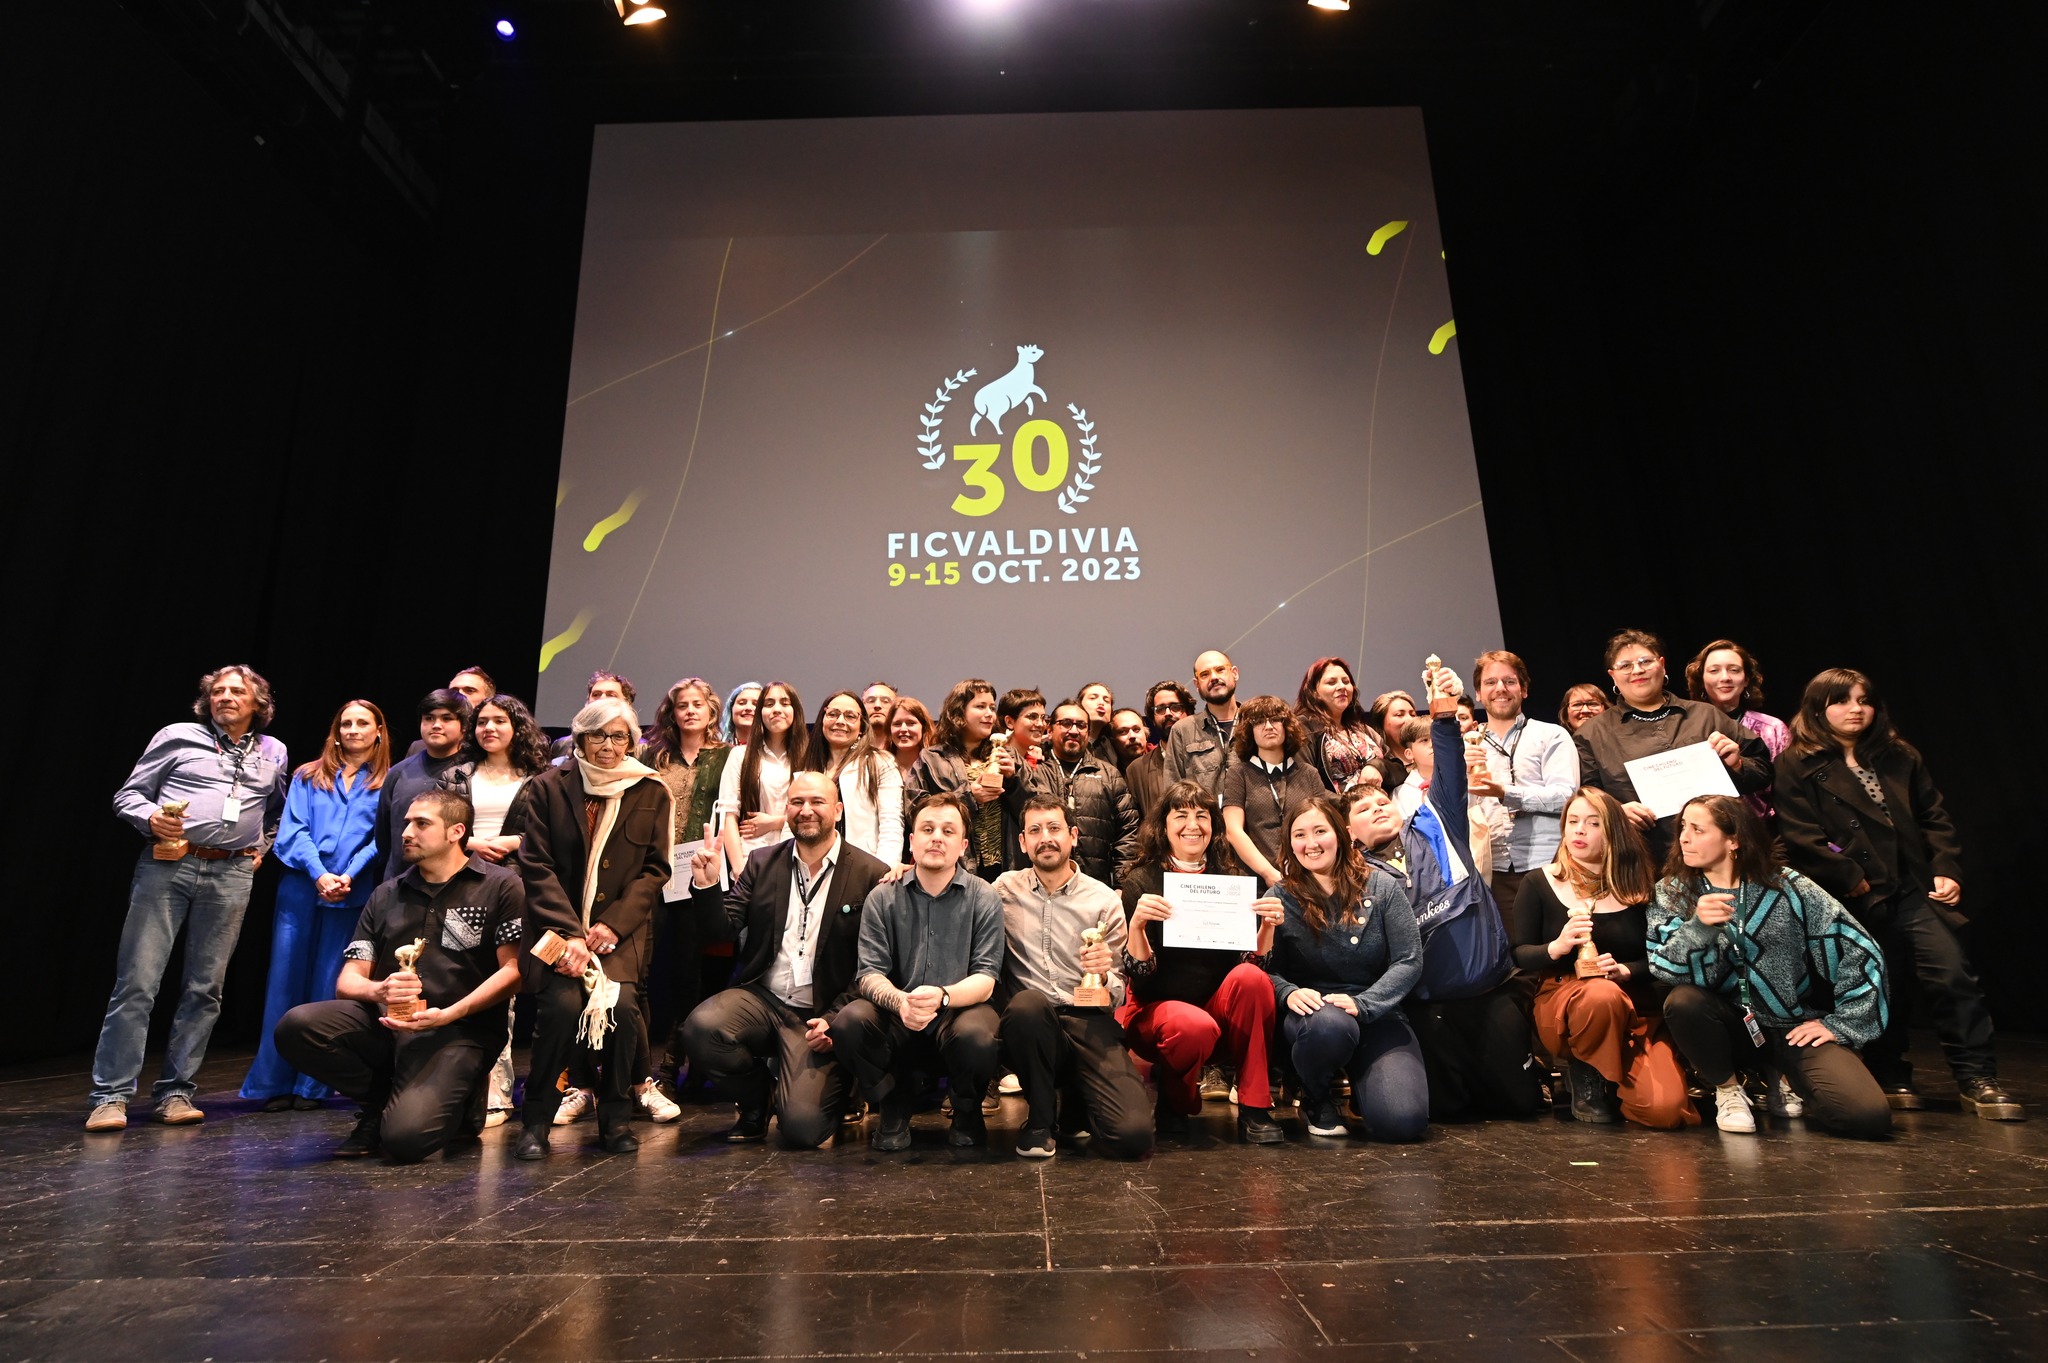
[1422, 653, 1458, 719]
[1071, 926, 1114, 1008]
[152, 800, 191, 862]
[387, 938, 427, 1020]
[1570, 905, 1604, 979]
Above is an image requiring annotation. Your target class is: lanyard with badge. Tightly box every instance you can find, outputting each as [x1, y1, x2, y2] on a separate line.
[792, 856, 830, 963]
[216, 732, 255, 824]
[1722, 878, 1765, 1048]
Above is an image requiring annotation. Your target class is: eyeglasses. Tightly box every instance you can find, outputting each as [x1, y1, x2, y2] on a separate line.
[821, 709, 864, 724]
[1052, 718, 1091, 730]
[1609, 658, 1658, 675]
[587, 732, 635, 749]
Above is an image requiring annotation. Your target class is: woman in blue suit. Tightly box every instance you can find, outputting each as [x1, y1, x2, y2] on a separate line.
[241, 700, 389, 1108]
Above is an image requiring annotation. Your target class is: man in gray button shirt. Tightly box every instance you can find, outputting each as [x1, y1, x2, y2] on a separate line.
[995, 795, 1152, 1160]
[830, 791, 1004, 1152]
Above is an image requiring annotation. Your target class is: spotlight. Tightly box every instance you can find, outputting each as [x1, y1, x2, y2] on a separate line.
[1307, 0, 1351, 10]
[494, 18, 516, 40]
[614, 0, 667, 24]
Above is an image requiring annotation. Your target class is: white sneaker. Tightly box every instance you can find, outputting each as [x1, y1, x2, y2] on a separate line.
[636, 1081, 681, 1123]
[997, 1072, 1023, 1095]
[1713, 1082, 1756, 1133]
[1766, 1074, 1805, 1119]
[552, 1087, 596, 1126]
[483, 1108, 509, 1129]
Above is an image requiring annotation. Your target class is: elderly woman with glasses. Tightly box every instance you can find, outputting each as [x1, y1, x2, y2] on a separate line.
[512, 697, 674, 1159]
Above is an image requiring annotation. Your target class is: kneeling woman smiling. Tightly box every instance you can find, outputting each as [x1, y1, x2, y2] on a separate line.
[1265, 795, 1428, 1142]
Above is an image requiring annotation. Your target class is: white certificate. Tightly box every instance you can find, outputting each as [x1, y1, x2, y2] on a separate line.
[1160, 873, 1260, 951]
[1623, 742, 1740, 819]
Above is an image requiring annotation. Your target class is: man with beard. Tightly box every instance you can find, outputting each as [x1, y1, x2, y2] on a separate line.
[1029, 701, 1139, 886]
[1124, 682, 1192, 820]
[1163, 651, 1242, 798]
[680, 772, 891, 1147]
[995, 795, 1152, 1159]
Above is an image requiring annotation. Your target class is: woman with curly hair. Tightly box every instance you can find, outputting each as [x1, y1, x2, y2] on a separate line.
[1685, 639, 1790, 820]
[1295, 656, 1385, 792]
[905, 678, 1020, 879]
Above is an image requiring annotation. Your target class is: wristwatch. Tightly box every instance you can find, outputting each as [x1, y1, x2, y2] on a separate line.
[939, 987, 952, 1010]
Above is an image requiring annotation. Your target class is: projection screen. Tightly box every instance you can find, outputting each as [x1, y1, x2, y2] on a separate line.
[538, 107, 1499, 723]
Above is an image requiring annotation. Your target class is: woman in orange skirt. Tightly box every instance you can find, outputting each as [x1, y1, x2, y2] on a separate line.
[1511, 787, 1697, 1128]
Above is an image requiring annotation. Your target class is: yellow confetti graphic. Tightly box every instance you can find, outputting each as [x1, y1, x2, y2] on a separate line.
[1428, 320, 1457, 355]
[538, 609, 594, 673]
[1367, 221, 1409, 256]
[583, 491, 645, 552]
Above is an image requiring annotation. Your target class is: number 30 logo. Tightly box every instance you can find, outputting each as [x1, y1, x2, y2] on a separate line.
[949, 421, 1069, 517]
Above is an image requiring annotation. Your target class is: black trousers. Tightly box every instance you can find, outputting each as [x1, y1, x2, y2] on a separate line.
[523, 974, 644, 1136]
[681, 986, 848, 1149]
[829, 998, 1000, 1110]
[274, 1000, 499, 1163]
[998, 990, 1153, 1158]
[1858, 891, 1997, 1087]
[1662, 985, 1892, 1139]
[648, 900, 728, 1077]
[1404, 984, 1545, 1120]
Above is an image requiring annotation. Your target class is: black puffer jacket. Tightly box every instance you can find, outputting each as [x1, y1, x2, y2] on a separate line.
[1017, 751, 1140, 886]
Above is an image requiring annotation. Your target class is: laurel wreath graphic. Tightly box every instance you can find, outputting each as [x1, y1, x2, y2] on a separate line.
[1056, 403, 1102, 514]
[917, 369, 977, 470]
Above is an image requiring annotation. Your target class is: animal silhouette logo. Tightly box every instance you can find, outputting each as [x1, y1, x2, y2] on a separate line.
[970, 344, 1046, 437]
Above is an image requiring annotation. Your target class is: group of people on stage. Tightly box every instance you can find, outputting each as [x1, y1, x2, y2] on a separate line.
[83, 629, 2023, 1164]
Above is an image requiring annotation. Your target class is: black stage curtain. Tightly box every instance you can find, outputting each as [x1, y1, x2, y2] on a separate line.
[2, 2, 2041, 1067]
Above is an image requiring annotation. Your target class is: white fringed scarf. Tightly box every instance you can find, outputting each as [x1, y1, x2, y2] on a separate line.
[572, 754, 668, 1047]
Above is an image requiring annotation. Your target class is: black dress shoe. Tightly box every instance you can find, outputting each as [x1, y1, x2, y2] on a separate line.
[1237, 1107, 1285, 1145]
[1154, 1093, 1191, 1138]
[601, 1128, 641, 1155]
[261, 1095, 295, 1113]
[872, 1097, 912, 1152]
[1881, 1083, 1926, 1111]
[332, 1112, 381, 1159]
[724, 1108, 769, 1143]
[948, 1110, 987, 1148]
[513, 1125, 550, 1160]
[1960, 1079, 2026, 1122]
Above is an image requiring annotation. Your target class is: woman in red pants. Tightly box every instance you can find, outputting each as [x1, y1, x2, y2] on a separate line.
[1118, 779, 1285, 1143]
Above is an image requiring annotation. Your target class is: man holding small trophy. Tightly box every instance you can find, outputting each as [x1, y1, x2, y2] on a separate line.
[90, 665, 289, 1132]
[273, 788, 526, 1162]
[994, 794, 1153, 1160]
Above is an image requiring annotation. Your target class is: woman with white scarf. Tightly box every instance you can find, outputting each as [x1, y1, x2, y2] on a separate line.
[513, 698, 674, 1158]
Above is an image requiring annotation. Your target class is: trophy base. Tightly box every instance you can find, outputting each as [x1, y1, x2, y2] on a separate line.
[1070, 984, 1113, 1009]
[531, 930, 568, 966]
[152, 840, 190, 862]
[1428, 696, 1459, 719]
[386, 998, 423, 1021]
[1575, 957, 1605, 979]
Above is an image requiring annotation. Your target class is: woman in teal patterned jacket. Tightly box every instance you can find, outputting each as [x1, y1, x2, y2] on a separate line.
[1648, 794, 1891, 1140]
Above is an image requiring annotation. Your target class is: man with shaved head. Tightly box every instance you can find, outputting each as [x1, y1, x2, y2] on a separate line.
[1162, 650, 1242, 799]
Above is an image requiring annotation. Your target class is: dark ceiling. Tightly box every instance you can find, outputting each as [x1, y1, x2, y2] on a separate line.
[119, 0, 1831, 264]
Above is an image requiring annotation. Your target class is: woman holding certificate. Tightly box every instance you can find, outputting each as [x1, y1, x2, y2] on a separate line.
[1266, 794, 1429, 1142]
[1120, 780, 1285, 1144]
[1510, 788, 1697, 1128]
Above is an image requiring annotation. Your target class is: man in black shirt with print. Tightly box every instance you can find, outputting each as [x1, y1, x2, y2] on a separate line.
[276, 788, 525, 1163]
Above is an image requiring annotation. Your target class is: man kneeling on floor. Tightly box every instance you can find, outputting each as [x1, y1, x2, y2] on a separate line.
[830, 792, 1004, 1151]
[995, 795, 1153, 1159]
[275, 789, 524, 1162]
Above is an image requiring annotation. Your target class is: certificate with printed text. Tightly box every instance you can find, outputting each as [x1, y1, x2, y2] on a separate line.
[1161, 873, 1260, 951]
[1623, 743, 1739, 819]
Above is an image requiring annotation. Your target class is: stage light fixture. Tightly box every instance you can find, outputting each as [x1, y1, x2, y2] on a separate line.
[1307, 0, 1351, 10]
[494, 18, 516, 40]
[614, 0, 667, 24]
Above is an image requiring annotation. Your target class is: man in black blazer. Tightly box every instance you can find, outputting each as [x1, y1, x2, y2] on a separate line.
[680, 771, 890, 1147]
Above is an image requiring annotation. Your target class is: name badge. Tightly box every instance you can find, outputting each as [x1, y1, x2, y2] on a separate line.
[220, 796, 242, 823]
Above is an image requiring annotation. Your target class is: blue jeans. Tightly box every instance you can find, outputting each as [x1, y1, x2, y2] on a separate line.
[1283, 1003, 1430, 1142]
[90, 853, 257, 1107]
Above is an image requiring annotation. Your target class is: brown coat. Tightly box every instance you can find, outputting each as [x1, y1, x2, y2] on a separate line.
[515, 764, 674, 987]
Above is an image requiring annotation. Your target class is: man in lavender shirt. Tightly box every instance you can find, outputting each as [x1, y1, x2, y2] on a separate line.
[88, 665, 288, 1132]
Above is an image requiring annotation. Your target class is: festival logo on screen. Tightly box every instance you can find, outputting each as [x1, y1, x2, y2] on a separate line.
[888, 343, 1139, 588]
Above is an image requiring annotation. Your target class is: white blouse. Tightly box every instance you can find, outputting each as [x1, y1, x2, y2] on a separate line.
[717, 745, 793, 853]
